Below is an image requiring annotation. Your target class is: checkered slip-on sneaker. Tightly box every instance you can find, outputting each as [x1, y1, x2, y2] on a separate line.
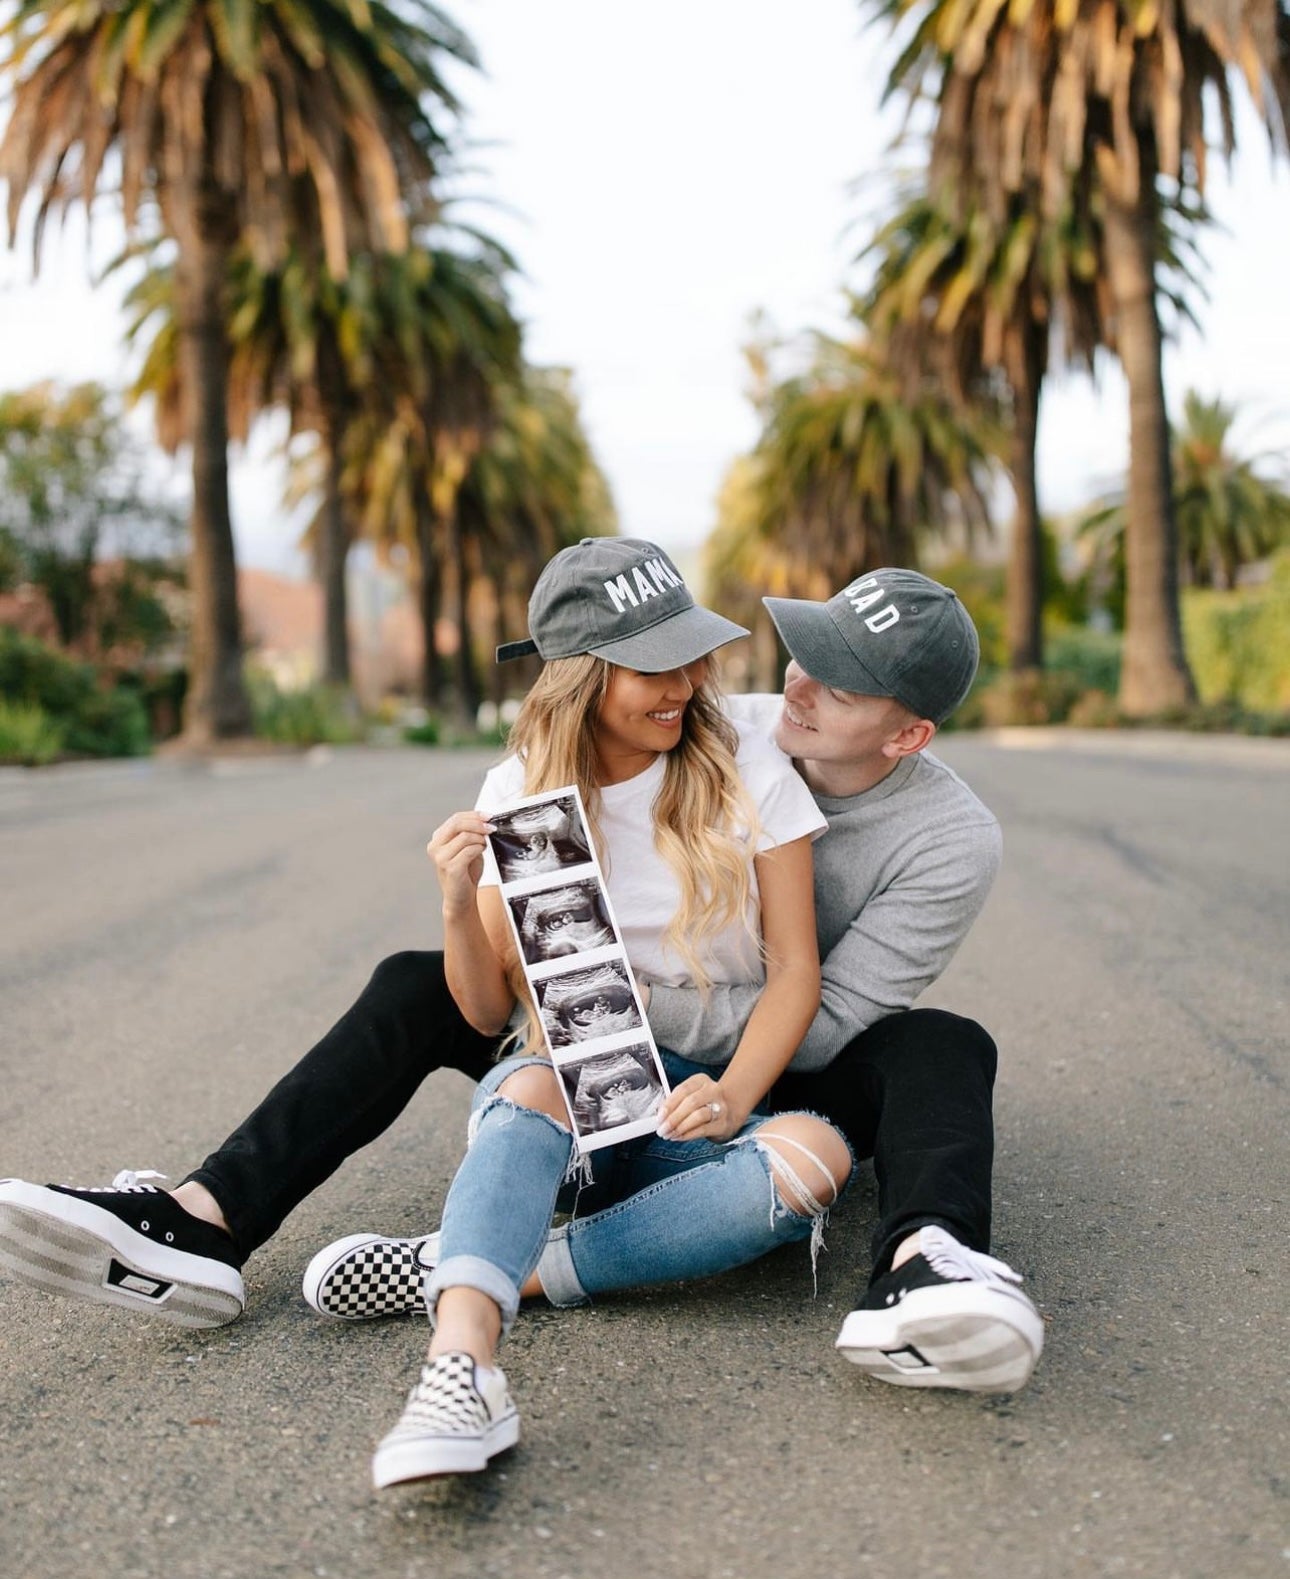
[301, 1231, 439, 1320]
[0, 1171, 245, 1328]
[372, 1351, 520, 1487]
[835, 1225, 1044, 1394]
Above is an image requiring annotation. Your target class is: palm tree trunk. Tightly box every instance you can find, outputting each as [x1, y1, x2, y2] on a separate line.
[174, 185, 252, 743]
[448, 509, 481, 730]
[414, 490, 444, 708]
[752, 610, 782, 692]
[1102, 151, 1196, 715]
[1004, 328, 1044, 671]
[314, 333, 354, 691]
[316, 435, 352, 693]
[487, 567, 508, 711]
[884, 471, 917, 569]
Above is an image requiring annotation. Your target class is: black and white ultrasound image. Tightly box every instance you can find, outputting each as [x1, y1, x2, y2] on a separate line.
[488, 795, 592, 884]
[537, 960, 643, 1047]
[510, 880, 615, 966]
[558, 1044, 663, 1136]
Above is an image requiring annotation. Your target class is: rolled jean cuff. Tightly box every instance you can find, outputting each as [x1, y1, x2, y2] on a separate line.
[535, 1224, 587, 1309]
[425, 1254, 522, 1335]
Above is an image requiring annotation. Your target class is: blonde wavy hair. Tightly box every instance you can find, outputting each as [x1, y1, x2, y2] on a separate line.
[499, 653, 762, 1048]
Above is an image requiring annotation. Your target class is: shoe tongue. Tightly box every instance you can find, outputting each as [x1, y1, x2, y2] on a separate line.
[895, 1252, 961, 1290]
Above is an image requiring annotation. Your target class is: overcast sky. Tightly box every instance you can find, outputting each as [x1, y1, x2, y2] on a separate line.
[2, 0, 1287, 577]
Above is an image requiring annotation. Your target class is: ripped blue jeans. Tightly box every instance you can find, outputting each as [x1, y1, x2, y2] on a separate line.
[425, 1051, 856, 1336]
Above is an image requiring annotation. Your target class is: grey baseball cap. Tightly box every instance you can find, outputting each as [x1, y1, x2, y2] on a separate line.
[763, 569, 979, 725]
[497, 537, 748, 671]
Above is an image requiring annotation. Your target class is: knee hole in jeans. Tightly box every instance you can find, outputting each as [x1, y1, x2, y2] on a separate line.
[495, 1063, 570, 1129]
[754, 1116, 852, 1217]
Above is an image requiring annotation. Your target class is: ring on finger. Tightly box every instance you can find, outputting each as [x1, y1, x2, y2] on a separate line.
[708, 1100, 721, 1119]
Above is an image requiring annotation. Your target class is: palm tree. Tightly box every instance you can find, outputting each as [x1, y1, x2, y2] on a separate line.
[232, 247, 371, 692]
[704, 455, 836, 691]
[123, 234, 522, 699]
[1079, 389, 1290, 598]
[129, 243, 375, 689]
[1, 0, 472, 739]
[864, 0, 1290, 713]
[699, 329, 998, 692]
[347, 361, 614, 713]
[1173, 393, 1290, 589]
[748, 329, 999, 589]
[456, 364, 616, 705]
[366, 245, 524, 723]
[862, 188, 1092, 670]
[123, 243, 362, 689]
[861, 177, 1206, 670]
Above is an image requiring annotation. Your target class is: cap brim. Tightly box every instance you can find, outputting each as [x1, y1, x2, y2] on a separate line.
[762, 597, 890, 697]
[591, 604, 749, 672]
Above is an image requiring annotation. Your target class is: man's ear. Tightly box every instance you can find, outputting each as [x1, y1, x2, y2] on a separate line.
[882, 717, 937, 759]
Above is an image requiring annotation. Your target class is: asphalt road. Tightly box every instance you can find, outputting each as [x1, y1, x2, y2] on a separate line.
[0, 733, 1286, 1579]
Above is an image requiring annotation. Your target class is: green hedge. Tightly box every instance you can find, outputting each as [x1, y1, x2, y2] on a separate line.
[1182, 554, 1290, 713]
[943, 560, 1290, 730]
[0, 628, 151, 759]
[0, 699, 65, 765]
[1044, 626, 1123, 695]
[246, 669, 365, 746]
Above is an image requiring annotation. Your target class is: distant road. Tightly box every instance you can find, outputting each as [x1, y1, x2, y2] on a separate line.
[1, 736, 1286, 1579]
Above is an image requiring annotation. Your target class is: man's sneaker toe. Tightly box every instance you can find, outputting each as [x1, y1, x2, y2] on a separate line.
[836, 1225, 1043, 1395]
[0, 1175, 244, 1329]
[836, 1293, 1042, 1393]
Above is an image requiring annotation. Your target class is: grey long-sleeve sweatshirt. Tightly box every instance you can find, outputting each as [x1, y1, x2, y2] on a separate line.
[644, 693, 1001, 1073]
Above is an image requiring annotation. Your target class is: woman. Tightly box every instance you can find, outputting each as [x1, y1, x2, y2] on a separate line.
[371, 537, 853, 1490]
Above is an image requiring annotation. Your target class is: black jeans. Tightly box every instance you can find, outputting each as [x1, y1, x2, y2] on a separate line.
[770, 1007, 996, 1279]
[189, 952, 995, 1284]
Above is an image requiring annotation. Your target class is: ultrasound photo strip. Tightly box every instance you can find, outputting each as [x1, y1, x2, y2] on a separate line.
[486, 785, 670, 1153]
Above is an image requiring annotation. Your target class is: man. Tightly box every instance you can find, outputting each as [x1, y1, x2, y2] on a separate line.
[0, 568, 1042, 1391]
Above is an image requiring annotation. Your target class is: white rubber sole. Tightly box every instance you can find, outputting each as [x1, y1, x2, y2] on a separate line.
[0, 1180, 245, 1329]
[835, 1281, 1044, 1394]
[372, 1409, 520, 1487]
[301, 1232, 436, 1321]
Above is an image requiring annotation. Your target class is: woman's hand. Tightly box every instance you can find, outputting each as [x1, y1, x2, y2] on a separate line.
[428, 811, 495, 916]
[431, 814, 516, 1036]
[657, 1072, 747, 1143]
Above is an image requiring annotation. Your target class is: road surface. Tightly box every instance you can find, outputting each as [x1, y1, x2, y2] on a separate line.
[0, 732, 1285, 1579]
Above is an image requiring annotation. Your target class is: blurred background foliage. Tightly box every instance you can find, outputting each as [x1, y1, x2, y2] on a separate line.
[1, 0, 1287, 760]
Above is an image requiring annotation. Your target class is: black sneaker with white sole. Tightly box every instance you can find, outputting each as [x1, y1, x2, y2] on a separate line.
[372, 1351, 520, 1487]
[0, 1171, 245, 1328]
[302, 1231, 439, 1320]
[835, 1225, 1043, 1394]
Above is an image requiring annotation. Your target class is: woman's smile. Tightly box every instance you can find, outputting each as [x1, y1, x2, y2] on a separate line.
[594, 660, 708, 779]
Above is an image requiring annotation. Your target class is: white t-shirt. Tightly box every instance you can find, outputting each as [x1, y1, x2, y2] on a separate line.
[475, 723, 825, 988]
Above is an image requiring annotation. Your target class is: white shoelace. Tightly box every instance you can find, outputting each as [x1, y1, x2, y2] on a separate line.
[920, 1225, 1024, 1286]
[106, 1169, 168, 1193]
